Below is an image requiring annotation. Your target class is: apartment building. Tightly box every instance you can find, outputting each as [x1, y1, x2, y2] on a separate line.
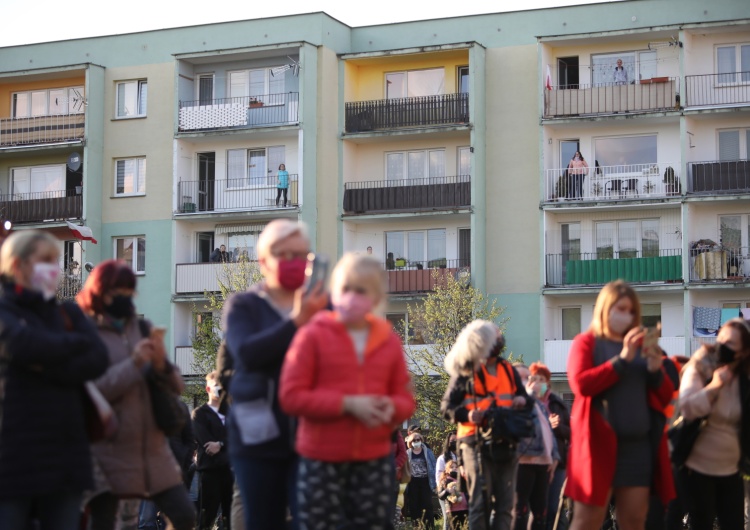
[0, 0, 746, 381]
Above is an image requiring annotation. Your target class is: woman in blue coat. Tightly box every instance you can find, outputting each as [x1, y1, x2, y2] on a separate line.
[276, 163, 290, 207]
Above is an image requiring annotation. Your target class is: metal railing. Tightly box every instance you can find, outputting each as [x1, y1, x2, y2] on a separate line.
[689, 246, 750, 282]
[543, 79, 678, 118]
[545, 336, 686, 372]
[687, 160, 750, 194]
[685, 72, 750, 107]
[345, 93, 469, 132]
[174, 347, 198, 376]
[385, 258, 470, 294]
[545, 249, 682, 287]
[0, 189, 83, 224]
[690, 336, 716, 354]
[175, 261, 260, 294]
[177, 174, 299, 213]
[343, 175, 470, 213]
[544, 162, 680, 202]
[178, 92, 299, 131]
[58, 270, 83, 300]
[0, 113, 85, 147]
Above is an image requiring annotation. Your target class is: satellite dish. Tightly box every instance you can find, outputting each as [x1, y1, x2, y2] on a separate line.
[67, 152, 82, 173]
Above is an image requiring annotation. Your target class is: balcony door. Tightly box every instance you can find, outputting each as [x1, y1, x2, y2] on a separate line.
[560, 222, 581, 284]
[560, 140, 579, 169]
[561, 307, 581, 340]
[458, 147, 471, 178]
[198, 152, 215, 212]
[197, 74, 214, 105]
[557, 57, 579, 89]
[266, 146, 286, 186]
[459, 228, 471, 267]
[197, 232, 214, 263]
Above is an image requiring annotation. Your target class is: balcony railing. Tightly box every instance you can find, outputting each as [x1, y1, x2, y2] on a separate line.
[343, 175, 470, 214]
[545, 249, 682, 287]
[543, 80, 678, 118]
[385, 259, 470, 294]
[690, 336, 716, 355]
[174, 346, 198, 376]
[345, 93, 469, 132]
[0, 189, 82, 224]
[177, 175, 298, 214]
[689, 247, 750, 282]
[175, 261, 260, 294]
[0, 113, 85, 147]
[178, 93, 299, 132]
[685, 72, 750, 107]
[687, 160, 750, 195]
[545, 336, 685, 372]
[544, 162, 680, 203]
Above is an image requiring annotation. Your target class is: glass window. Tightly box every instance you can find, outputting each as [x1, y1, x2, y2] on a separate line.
[407, 69, 445, 97]
[618, 221, 638, 259]
[116, 80, 147, 118]
[429, 151, 446, 179]
[458, 147, 471, 177]
[115, 158, 146, 195]
[641, 304, 661, 328]
[30, 91, 46, 116]
[247, 150, 266, 184]
[718, 46, 737, 83]
[408, 152, 426, 180]
[642, 219, 660, 257]
[562, 307, 581, 340]
[594, 135, 657, 167]
[719, 130, 741, 161]
[11, 165, 65, 196]
[386, 153, 405, 181]
[385, 72, 406, 99]
[386, 229, 447, 268]
[12, 93, 29, 118]
[458, 66, 470, 94]
[720, 215, 741, 250]
[48, 89, 66, 114]
[592, 52, 634, 86]
[408, 232, 425, 265]
[743, 45, 750, 82]
[198, 75, 214, 105]
[227, 231, 261, 261]
[596, 222, 614, 259]
[427, 229, 447, 266]
[385, 232, 404, 267]
[115, 237, 146, 274]
[562, 223, 581, 260]
[385, 149, 445, 182]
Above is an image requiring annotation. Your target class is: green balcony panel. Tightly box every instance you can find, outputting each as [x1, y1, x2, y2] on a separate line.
[565, 255, 681, 285]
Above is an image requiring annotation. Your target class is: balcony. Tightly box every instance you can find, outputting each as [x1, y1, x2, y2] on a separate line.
[0, 114, 85, 148]
[689, 246, 750, 283]
[175, 261, 260, 294]
[545, 250, 682, 287]
[0, 189, 82, 224]
[177, 175, 298, 214]
[687, 160, 750, 195]
[174, 346, 198, 377]
[178, 93, 299, 132]
[343, 176, 470, 215]
[386, 259, 470, 295]
[543, 80, 678, 118]
[544, 162, 681, 203]
[344, 93, 469, 133]
[544, 336, 685, 373]
[685, 72, 750, 108]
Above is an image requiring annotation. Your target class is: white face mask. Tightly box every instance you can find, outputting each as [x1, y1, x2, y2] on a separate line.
[210, 385, 222, 399]
[412, 441, 422, 449]
[30, 262, 60, 301]
[608, 309, 633, 335]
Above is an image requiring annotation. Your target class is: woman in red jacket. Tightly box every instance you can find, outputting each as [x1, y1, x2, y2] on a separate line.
[566, 280, 674, 530]
[279, 252, 415, 530]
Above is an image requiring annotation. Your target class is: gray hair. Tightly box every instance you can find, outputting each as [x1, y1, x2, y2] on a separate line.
[256, 219, 309, 259]
[444, 320, 499, 377]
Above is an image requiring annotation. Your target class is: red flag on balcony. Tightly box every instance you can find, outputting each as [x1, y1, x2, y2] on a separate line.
[66, 221, 98, 244]
[546, 65, 552, 90]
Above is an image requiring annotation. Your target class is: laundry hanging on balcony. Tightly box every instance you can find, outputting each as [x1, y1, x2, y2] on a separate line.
[66, 221, 97, 244]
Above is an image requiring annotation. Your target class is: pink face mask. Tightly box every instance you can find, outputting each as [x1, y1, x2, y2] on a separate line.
[277, 258, 307, 291]
[332, 291, 373, 324]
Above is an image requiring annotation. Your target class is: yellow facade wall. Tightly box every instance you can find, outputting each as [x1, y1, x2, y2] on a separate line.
[0, 75, 86, 117]
[347, 50, 468, 101]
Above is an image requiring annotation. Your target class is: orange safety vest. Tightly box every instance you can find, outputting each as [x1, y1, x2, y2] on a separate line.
[457, 359, 516, 439]
[663, 357, 684, 429]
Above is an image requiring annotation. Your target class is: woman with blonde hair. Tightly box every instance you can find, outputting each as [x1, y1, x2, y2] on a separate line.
[677, 318, 750, 529]
[566, 280, 674, 530]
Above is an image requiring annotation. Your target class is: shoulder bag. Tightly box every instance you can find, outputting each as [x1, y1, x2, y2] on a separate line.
[667, 414, 707, 468]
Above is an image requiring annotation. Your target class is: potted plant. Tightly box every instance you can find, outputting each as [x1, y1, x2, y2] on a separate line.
[592, 182, 603, 197]
[663, 166, 681, 196]
[555, 173, 568, 201]
[248, 97, 264, 108]
[643, 181, 656, 195]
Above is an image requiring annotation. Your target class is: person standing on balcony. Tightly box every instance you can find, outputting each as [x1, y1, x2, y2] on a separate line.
[210, 245, 231, 263]
[614, 59, 628, 85]
[565, 280, 674, 530]
[276, 164, 289, 208]
[567, 152, 589, 200]
[222, 219, 328, 530]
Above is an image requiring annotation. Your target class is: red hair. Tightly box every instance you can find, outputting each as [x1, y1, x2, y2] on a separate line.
[529, 362, 551, 382]
[76, 259, 136, 315]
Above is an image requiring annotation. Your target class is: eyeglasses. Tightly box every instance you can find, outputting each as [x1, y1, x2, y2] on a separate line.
[271, 250, 308, 261]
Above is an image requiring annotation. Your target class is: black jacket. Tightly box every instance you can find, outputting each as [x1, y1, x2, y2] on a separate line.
[192, 403, 230, 471]
[0, 283, 108, 499]
[169, 400, 196, 482]
[547, 391, 571, 468]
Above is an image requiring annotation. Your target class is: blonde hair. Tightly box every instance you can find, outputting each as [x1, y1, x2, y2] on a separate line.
[206, 370, 219, 383]
[256, 220, 309, 260]
[588, 280, 641, 338]
[330, 252, 386, 303]
[0, 230, 59, 279]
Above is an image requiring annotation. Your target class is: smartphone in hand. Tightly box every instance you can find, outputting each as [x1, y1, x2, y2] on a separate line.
[642, 323, 661, 355]
[150, 326, 167, 341]
[305, 253, 329, 294]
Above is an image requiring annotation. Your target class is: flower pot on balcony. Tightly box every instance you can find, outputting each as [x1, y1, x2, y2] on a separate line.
[249, 101, 264, 108]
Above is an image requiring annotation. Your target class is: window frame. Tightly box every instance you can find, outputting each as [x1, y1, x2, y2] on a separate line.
[715, 43, 750, 85]
[11, 86, 85, 117]
[593, 133, 658, 168]
[561, 306, 582, 341]
[594, 218, 660, 259]
[385, 228, 447, 268]
[717, 128, 750, 161]
[225, 146, 286, 189]
[384, 148, 446, 182]
[384, 67, 446, 99]
[115, 79, 148, 118]
[113, 157, 147, 197]
[10, 164, 66, 197]
[226, 67, 286, 105]
[114, 236, 146, 275]
[196, 73, 215, 104]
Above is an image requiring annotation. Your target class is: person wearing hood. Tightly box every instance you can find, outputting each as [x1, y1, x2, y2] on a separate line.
[440, 320, 528, 530]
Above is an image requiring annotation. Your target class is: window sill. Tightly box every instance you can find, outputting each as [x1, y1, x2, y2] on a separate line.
[112, 115, 147, 121]
[111, 193, 146, 198]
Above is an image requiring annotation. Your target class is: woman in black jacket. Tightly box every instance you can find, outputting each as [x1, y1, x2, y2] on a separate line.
[0, 230, 108, 530]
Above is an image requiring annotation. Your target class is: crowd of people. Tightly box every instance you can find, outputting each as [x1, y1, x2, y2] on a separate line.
[1, 222, 750, 530]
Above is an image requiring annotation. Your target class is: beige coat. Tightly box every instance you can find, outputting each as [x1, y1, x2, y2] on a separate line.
[91, 318, 184, 497]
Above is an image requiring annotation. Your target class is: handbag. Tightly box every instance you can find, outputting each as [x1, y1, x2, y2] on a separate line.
[667, 414, 707, 468]
[477, 360, 535, 444]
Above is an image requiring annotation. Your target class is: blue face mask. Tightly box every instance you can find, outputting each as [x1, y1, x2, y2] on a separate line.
[539, 383, 548, 396]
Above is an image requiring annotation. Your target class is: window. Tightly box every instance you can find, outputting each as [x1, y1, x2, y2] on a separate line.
[718, 129, 750, 161]
[561, 223, 581, 260]
[385, 229, 446, 268]
[717, 44, 750, 84]
[458, 147, 471, 177]
[591, 51, 656, 86]
[720, 215, 741, 250]
[116, 80, 147, 118]
[226, 146, 285, 187]
[11, 165, 65, 196]
[641, 304, 661, 328]
[115, 237, 146, 274]
[197, 74, 214, 105]
[12, 86, 84, 117]
[115, 158, 146, 196]
[595, 219, 660, 259]
[385, 68, 445, 99]
[385, 149, 445, 182]
[386, 313, 425, 345]
[594, 135, 657, 167]
[458, 66, 470, 94]
[227, 230, 262, 262]
[228, 67, 286, 104]
[561, 307, 581, 340]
